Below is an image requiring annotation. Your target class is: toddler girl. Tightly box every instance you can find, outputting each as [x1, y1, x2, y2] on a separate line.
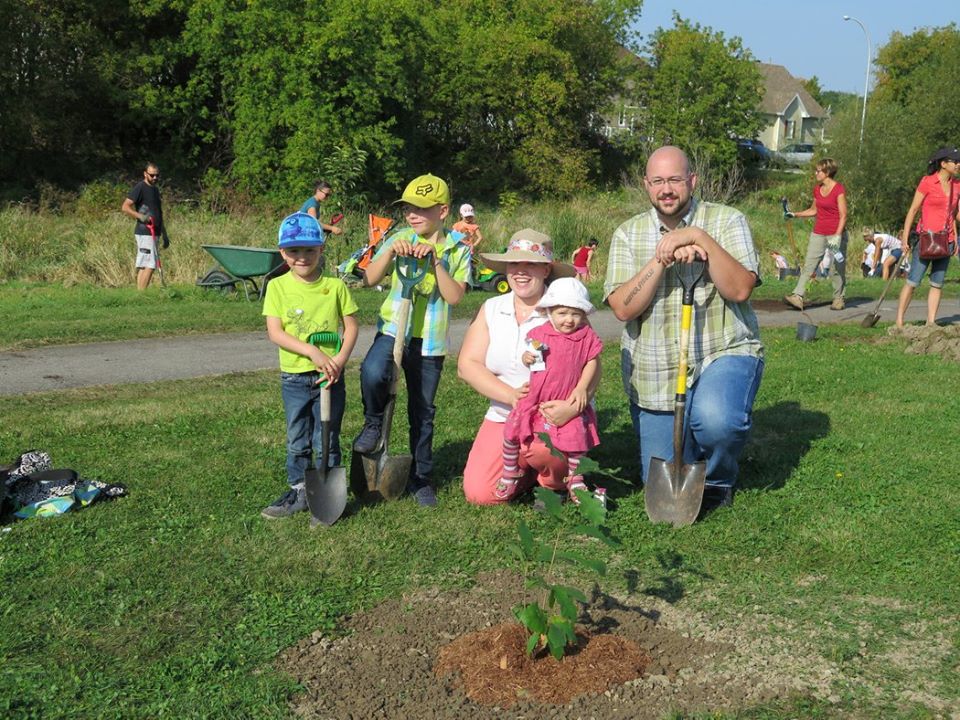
[498, 277, 602, 502]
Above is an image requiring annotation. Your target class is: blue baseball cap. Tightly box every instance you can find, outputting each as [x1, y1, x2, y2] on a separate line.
[278, 212, 325, 248]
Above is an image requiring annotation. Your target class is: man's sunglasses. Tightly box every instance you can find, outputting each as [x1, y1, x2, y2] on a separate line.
[146, 172, 160, 178]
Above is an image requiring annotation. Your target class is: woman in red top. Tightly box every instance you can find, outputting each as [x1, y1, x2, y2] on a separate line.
[783, 157, 848, 310]
[895, 146, 960, 327]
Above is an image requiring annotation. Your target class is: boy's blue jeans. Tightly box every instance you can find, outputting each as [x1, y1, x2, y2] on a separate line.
[629, 355, 764, 490]
[360, 334, 444, 488]
[281, 371, 345, 487]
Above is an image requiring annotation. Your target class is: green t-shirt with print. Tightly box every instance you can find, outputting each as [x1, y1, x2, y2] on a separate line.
[262, 273, 358, 373]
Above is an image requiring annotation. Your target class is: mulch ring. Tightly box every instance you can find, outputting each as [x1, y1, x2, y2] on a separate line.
[435, 621, 650, 706]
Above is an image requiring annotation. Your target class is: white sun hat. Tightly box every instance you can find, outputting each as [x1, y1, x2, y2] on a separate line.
[459, 203, 476, 218]
[535, 277, 595, 314]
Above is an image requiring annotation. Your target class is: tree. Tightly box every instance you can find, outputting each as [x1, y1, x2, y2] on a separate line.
[639, 14, 763, 170]
[802, 75, 823, 105]
[826, 25, 960, 230]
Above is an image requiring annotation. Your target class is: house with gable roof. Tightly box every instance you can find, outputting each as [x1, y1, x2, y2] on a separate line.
[756, 63, 827, 151]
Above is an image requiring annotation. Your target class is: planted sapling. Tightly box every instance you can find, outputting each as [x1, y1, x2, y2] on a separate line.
[511, 482, 621, 661]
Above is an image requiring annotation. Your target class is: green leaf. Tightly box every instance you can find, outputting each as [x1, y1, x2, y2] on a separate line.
[514, 603, 547, 635]
[517, 520, 535, 557]
[576, 491, 607, 526]
[536, 432, 566, 460]
[525, 575, 549, 591]
[547, 622, 572, 661]
[533, 486, 564, 517]
[554, 551, 606, 576]
[555, 585, 588, 604]
[551, 586, 578, 622]
[571, 524, 622, 548]
[526, 631, 540, 656]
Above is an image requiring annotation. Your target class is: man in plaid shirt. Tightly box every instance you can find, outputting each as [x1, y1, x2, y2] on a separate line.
[604, 146, 764, 509]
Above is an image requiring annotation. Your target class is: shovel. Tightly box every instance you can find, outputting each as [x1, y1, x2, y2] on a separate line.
[780, 197, 802, 271]
[351, 255, 428, 501]
[861, 247, 911, 328]
[303, 332, 348, 526]
[645, 261, 707, 528]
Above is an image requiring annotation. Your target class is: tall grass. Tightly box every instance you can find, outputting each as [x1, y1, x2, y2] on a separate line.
[0, 173, 922, 289]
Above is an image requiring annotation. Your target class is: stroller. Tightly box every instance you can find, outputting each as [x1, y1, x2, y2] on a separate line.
[337, 214, 396, 285]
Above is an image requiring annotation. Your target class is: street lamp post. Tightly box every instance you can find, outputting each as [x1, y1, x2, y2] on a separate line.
[843, 14, 872, 163]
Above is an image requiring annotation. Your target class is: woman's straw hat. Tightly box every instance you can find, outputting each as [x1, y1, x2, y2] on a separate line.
[479, 228, 576, 281]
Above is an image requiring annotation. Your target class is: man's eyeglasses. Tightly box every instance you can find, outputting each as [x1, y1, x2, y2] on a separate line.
[647, 176, 689, 188]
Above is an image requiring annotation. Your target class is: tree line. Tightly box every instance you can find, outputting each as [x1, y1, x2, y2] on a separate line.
[1, 2, 767, 205]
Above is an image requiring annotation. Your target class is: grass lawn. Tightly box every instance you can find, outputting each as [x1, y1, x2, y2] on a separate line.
[1, 326, 958, 718]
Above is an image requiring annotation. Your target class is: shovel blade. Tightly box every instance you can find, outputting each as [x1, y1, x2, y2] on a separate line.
[305, 466, 348, 526]
[644, 457, 707, 527]
[377, 455, 412, 501]
[860, 313, 880, 328]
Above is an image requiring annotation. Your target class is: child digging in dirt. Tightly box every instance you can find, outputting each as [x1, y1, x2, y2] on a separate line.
[498, 277, 603, 503]
[260, 212, 359, 519]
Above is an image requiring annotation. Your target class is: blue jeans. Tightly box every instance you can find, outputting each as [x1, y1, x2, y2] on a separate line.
[906, 253, 949, 288]
[629, 355, 764, 490]
[359, 334, 444, 487]
[281, 371, 345, 487]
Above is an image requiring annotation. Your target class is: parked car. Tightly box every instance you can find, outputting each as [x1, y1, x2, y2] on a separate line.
[736, 138, 770, 166]
[774, 143, 815, 167]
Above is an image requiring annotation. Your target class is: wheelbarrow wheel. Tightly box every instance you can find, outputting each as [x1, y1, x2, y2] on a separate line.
[198, 269, 238, 295]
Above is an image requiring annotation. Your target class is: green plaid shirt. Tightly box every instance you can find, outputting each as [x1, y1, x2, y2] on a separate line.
[603, 199, 763, 411]
[374, 227, 472, 356]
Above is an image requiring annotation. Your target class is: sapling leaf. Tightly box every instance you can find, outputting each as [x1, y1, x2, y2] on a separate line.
[517, 520, 535, 556]
[533, 485, 564, 517]
[560, 620, 578, 647]
[537, 432, 566, 460]
[552, 586, 578, 621]
[525, 575, 549, 591]
[526, 632, 540, 656]
[554, 550, 606, 575]
[576, 491, 607, 525]
[537, 545, 556, 563]
[555, 584, 588, 603]
[571, 524, 622, 548]
[547, 622, 572, 660]
[514, 602, 547, 635]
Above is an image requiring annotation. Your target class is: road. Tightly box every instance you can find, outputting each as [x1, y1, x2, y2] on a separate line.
[0, 298, 954, 397]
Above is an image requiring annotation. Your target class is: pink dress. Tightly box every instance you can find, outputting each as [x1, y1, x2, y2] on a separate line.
[504, 323, 603, 453]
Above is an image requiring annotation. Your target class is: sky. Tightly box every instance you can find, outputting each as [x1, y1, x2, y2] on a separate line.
[631, 0, 952, 94]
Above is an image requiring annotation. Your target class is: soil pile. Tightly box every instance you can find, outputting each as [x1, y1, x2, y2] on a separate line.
[890, 323, 960, 361]
[435, 622, 650, 706]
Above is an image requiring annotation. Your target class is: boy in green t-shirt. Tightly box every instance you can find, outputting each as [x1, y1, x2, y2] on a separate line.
[261, 212, 359, 519]
[353, 174, 472, 507]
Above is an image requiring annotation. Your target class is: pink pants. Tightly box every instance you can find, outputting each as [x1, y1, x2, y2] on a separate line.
[463, 418, 568, 505]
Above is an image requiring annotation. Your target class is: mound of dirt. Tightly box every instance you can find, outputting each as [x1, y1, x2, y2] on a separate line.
[278, 570, 806, 719]
[435, 622, 650, 706]
[889, 323, 960, 361]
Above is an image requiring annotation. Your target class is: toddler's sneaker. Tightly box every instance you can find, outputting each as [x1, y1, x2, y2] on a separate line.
[261, 487, 307, 519]
[494, 468, 524, 501]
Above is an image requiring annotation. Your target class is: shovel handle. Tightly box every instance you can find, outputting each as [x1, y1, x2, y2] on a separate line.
[319, 383, 331, 424]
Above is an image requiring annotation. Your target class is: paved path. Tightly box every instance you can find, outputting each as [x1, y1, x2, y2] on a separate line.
[1, 298, 955, 397]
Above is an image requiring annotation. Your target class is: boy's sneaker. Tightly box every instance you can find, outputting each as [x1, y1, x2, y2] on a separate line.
[411, 483, 437, 508]
[783, 293, 804, 310]
[261, 487, 307, 519]
[353, 423, 382, 454]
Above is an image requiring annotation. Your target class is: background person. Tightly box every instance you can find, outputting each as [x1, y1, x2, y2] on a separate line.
[862, 228, 903, 279]
[121, 162, 170, 290]
[452, 203, 483, 250]
[499, 278, 602, 504]
[571, 238, 600, 283]
[457, 229, 587, 506]
[261, 212, 359, 519]
[895, 146, 960, 327]
[604, 145, 763, 509]
[782, 158, 848, 311]
[300, 180, 344, 237]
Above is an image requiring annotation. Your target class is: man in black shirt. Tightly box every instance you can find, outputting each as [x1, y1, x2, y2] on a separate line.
[121, 162, 171, 290]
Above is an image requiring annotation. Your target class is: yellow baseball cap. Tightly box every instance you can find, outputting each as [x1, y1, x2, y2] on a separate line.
[397, 174, 450, 208]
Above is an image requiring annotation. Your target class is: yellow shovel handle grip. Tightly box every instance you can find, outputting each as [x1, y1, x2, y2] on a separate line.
[675, 302, 693, 396]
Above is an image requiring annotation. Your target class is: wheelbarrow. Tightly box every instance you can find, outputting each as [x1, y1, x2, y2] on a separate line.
[197, 245, 289, 301]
